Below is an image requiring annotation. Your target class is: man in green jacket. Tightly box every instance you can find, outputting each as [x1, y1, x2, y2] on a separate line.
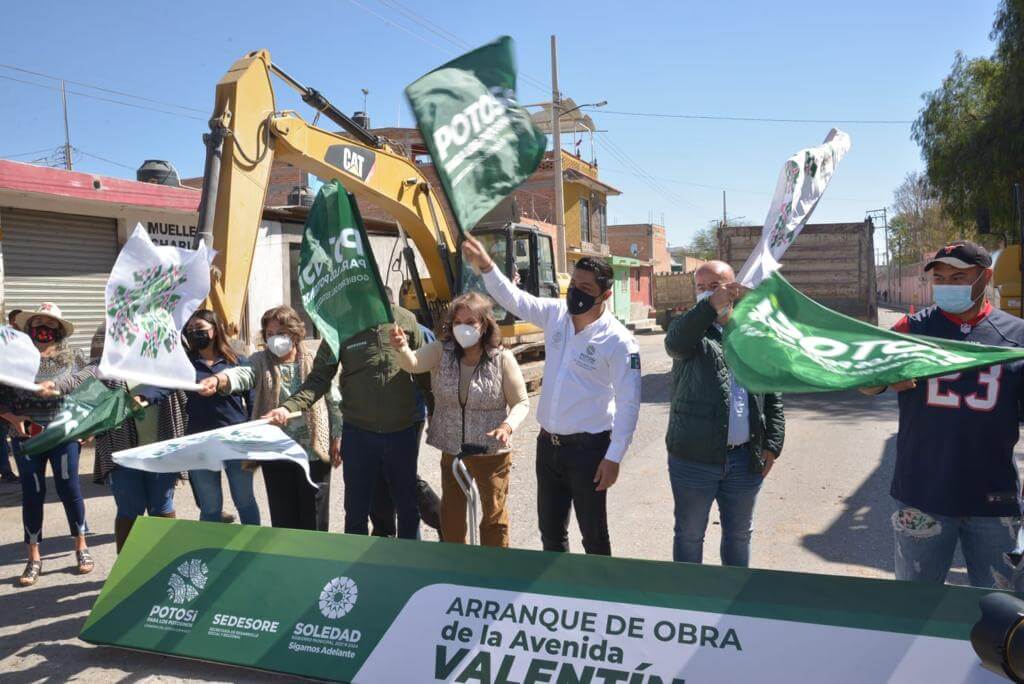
[664, 260, 784, 567]
[268, 301, 429, 539]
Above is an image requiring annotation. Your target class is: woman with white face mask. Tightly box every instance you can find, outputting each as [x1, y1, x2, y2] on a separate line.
[198, 306, 341, 531]
[390, 293, 529, 547]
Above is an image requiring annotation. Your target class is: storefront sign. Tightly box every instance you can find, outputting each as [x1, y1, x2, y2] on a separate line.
[143, 220, 197, 248]
[81, 518, 1002, 683]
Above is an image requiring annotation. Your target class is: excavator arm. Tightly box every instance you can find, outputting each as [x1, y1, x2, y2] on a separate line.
[194, 50, 457, 332]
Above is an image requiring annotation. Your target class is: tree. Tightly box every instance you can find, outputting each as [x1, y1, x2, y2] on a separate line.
[886, 172, 959, 264]
[913, 1, 1024, 241]
[685, 221, 719, 261]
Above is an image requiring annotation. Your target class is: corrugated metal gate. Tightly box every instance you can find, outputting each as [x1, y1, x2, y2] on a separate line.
[1, 207, 118, 351]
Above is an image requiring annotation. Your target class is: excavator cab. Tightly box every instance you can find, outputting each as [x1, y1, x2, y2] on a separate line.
[459, 223, 560, 326]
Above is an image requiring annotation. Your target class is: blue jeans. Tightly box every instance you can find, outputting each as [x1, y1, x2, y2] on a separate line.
[108, 467, 176, 519]
[190, 461, 260, 525]
[13, 438, 87, 544]
[342, 423, 420, 539]
[668, 447, 764, 566]
[892, 505, 1021, 588]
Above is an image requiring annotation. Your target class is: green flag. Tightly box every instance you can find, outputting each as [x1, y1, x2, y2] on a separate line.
[298, 180, 392, 358]
[724, 273, 1024, 394]
[21, 378, 141, 457]
[405, 36, 547, 235]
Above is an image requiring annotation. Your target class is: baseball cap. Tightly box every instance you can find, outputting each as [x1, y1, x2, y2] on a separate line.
[924, 241, 992, 271]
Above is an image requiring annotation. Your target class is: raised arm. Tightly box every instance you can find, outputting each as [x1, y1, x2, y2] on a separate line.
[462, 237, 561, 328]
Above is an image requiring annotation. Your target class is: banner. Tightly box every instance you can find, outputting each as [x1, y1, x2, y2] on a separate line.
[298, 181, 392, 359]
[112, 419, 316, 487]
[737, 128, 852, 287]
[21, 378, 140, 457]
[81, 518, 1003, 683]
[0, 325, 41, 391]
[99, 224, 210, 391]
[406, 36, 547, 235]
[724, 273, 1024, 393]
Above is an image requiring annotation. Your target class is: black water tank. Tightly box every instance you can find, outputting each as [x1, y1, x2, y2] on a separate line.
[137, 160, 181, 187]
[288, 185, 315, 207]
[352, 111, 371, 129]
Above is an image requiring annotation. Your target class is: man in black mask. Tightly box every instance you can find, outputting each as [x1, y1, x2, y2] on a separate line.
[463, 238, 642, 556]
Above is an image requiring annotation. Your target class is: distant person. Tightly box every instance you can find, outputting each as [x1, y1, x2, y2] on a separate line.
[391, 292, 529, 547]
[7, 309, 23, 330]
[200, 306, 341, 531]
[462, 237, 641, 556]
[0, 309, 21, 484]
[0, 303, 93, 585]
[861, 242, 1024, 589]
[663, 261, 784, 567]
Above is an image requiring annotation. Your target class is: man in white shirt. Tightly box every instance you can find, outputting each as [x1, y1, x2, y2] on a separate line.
[462, 238, 642, 556]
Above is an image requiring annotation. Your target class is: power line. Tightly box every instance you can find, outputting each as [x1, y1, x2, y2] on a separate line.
[595, 109, 913, 125]
[0, 74, 206, 121]
[0, 147, 59, 160]
[0, 63, 207, 114]
[74, 148, 135, 170]
[594, 133, 698, 212]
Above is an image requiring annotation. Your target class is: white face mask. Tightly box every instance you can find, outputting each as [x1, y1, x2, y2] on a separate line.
[453, 324, 482, 348]
[267, 334, 294, 357]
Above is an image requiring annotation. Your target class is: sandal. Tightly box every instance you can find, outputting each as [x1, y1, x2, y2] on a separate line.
[76, 549, 94, 575]
[19, 560, 42, 586]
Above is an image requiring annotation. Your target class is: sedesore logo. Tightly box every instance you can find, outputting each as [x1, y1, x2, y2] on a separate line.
[167, 558, 208, 604]
[319, 577, 359, 619]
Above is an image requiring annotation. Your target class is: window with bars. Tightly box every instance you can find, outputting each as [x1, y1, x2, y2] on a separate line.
[579, 198, 590, 243]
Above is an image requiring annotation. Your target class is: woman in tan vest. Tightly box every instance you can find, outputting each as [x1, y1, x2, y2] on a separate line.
[390, 293, 529, 547]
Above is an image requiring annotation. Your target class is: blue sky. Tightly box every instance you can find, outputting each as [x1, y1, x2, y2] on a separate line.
[0, 0, 1001, 251]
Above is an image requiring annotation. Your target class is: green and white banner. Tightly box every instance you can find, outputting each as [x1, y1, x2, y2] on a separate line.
[298, 180, 393, 359]
[406, 36, 547, 235]
[725, 273, 1024, 393]
[82, 518, 1002, 683]
[21, 378, 140, 457]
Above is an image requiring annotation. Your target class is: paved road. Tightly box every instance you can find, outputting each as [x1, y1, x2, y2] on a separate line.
[0, 308, 947, 681]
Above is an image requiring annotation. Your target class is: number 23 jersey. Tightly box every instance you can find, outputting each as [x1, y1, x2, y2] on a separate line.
[891, 302, 1024, 517]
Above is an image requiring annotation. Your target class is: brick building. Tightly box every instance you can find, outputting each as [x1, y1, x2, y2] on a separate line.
[607, 223, 673, 273]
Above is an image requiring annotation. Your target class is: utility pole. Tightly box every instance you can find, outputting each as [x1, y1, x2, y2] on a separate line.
[722, 190, 727, 228]
[361, 88, 369, 114]
[60, 80, 72, 170]
[550, 35, 566, 272]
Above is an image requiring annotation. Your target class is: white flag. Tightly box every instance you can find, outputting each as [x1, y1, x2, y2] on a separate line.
[0, 326, 42, 391]
[738, 128, 852, 287]
[99, 224, 210, 390]
[112, 419, 317, 487]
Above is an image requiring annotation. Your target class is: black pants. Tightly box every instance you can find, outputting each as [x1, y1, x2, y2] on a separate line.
[536, 431, 612, 556]
[370, 474, 442, 538]
[263, 459, 331, 531]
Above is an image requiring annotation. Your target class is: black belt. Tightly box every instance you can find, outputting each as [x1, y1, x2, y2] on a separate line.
[727, 442, 749, 450]
[540, 429, 610, 447]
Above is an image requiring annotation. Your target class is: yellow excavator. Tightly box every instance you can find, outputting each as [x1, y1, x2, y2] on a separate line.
[191, 50, 561, 374]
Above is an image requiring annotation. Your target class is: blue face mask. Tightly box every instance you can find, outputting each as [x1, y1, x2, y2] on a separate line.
[933, 272, 984, 314]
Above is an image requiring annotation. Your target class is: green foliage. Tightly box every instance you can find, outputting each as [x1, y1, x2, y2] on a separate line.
[913, 1, 1024, 241]
[686, 221, 720, 261]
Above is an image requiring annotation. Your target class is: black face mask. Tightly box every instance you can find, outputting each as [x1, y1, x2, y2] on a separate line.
[567, 286, 600, 315]
[186, 329, 212, 350]
[30, 325, 59, 344]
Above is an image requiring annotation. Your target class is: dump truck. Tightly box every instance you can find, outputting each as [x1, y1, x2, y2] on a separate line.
[718, 221, 878, 324]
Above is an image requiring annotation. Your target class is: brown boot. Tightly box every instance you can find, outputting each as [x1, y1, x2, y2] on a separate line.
[157, 511, 177, 519]
[114, 517, 134, 554]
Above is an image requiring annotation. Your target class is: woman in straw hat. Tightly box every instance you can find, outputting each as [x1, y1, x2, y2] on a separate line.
[0, 303, 94, 585]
